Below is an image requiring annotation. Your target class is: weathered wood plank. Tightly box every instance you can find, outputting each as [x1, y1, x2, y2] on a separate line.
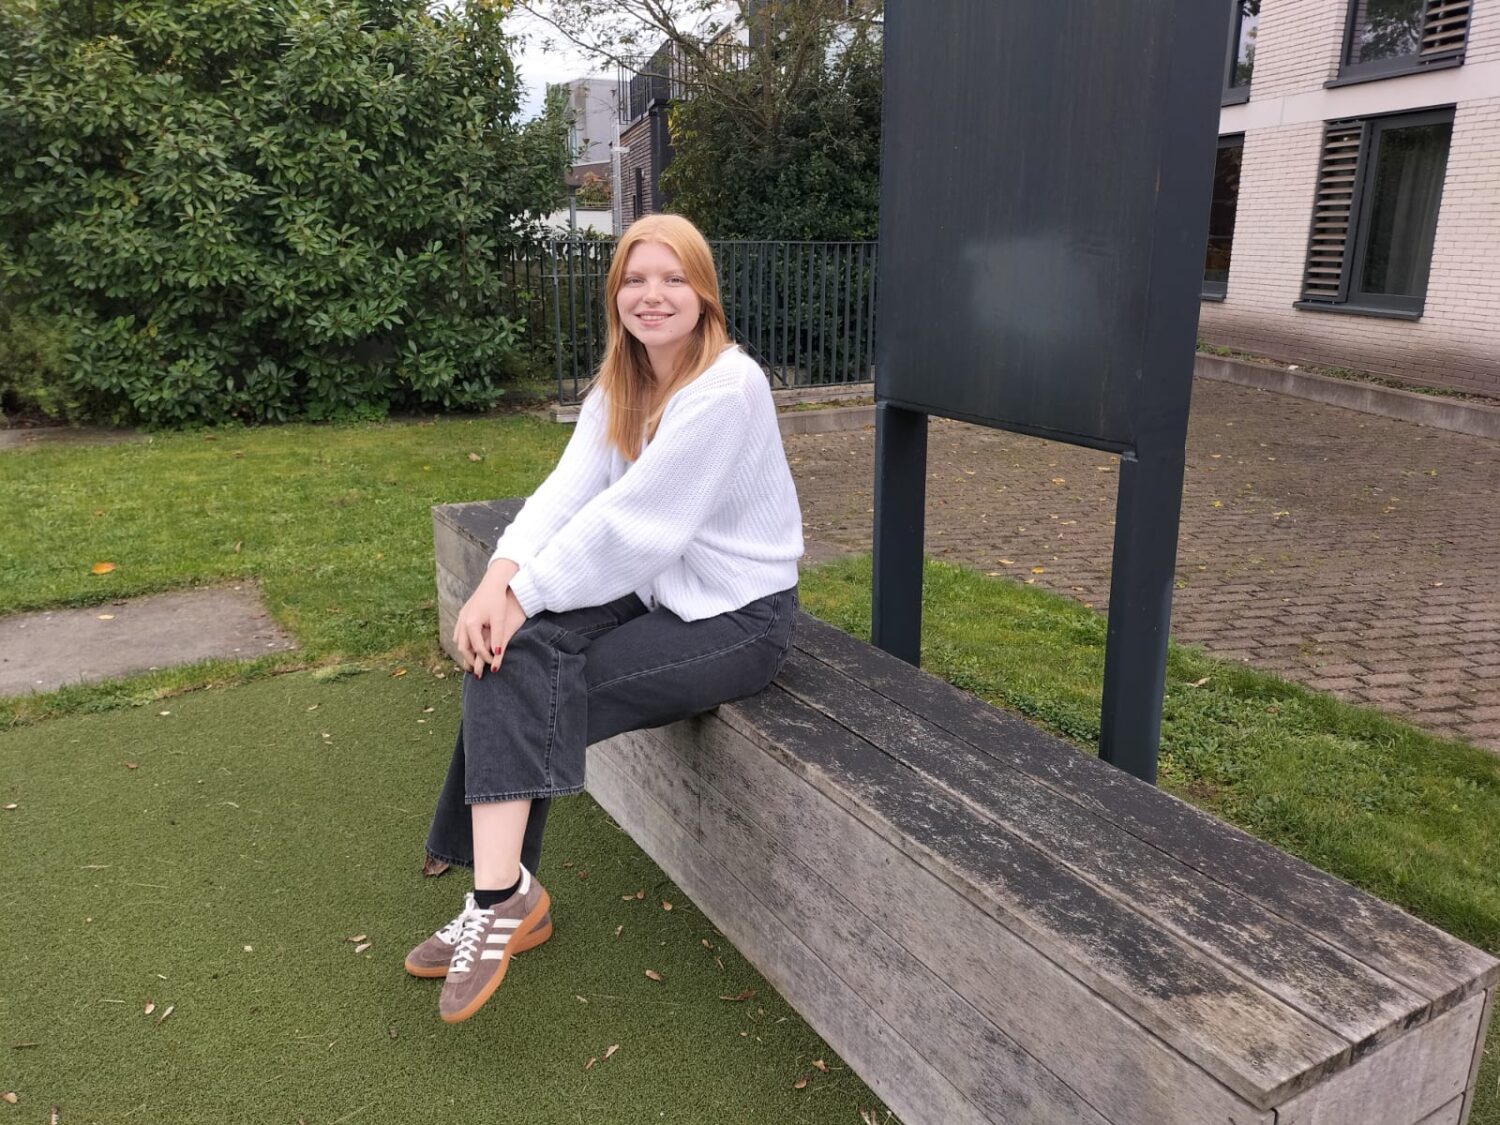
[596, 732, 1122, 1125]
[585, 749, 989, 1125]
[1274, 991, 1485, 1125]
[791, 615, 1500, 1008]
[1458, 989, 1493, 1125]
[1421, 1095, 1466, 1125]
[432, 505, 502, 591]
[716, 686, 1347, 1108]
[598, 719, 1272, 1125]
[772, 648, 1424, 1052]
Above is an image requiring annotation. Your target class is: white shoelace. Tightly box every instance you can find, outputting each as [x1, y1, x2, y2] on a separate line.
[446, 869, 532, 976]
[437, 892, 479, 948]
[448, 905, 494, 976]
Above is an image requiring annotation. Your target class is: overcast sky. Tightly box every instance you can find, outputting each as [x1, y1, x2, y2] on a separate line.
[506, 8, 613, 121]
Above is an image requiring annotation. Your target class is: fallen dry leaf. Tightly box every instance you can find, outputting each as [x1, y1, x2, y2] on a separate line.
[154, 1004, 174, 1028]
[124, 763, 138, 771]
[719, 989, 756, 1002]
[144, 998, 155, 1016]
[243, 945, 253, 953]
[660, 901, 672, 911]
[613, 925, 623, 939]
[354, 942, 372, 955]
[96, 613, 114, 621]
[997, 558, 1015, 566]
[575, 995, 588, 1004]
[422, 855, 450, 877]
[1188, 677, 1211, 688]
[634, 889, 645, 899]
[2, 804, 16, 812]
[391, 668, 407, 678]
[1050, 477, 1066, 484]
[346, 934, 367, 943]
[2, 1091, 17, 1104]
[793, 1076, 809, 1090]
[90, 562, 116, 575]
[468, 452, 482, 462]
[1030, 567, 1045, 574]
[1211, 500, 1224, 508]
[603, 1044, 620, 1060]
[233, 541, 242, 554]
[813, 1059, 828, 1073]
[701, 938, 714, 950]
[583, 1057, 596, 1071]
[49, 1107, 59, 1125]
[620, 894, 635, 901]
[644, 969, 663, 982]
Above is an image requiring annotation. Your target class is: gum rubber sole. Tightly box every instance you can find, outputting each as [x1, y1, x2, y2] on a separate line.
[439, 887, 552, 1024]
[403, 911, 554, 979]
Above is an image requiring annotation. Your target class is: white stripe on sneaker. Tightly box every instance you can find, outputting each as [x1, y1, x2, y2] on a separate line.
[481, 949, 503, 960]
[492, 919, 521, 929]
[485, 933, 510, 944]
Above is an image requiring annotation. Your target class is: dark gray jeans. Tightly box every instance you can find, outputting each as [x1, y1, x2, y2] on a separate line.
[425, 586, 798, 875]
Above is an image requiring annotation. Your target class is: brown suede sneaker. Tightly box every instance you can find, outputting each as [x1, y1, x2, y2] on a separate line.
[403, 891, 554, 979]
[438, 868, 551, 1023]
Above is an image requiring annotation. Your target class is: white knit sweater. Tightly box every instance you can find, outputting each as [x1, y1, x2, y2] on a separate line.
[493, 347, 804, 623]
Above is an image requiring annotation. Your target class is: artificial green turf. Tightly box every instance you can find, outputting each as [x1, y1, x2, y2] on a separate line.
[0, 666, 889, 1124]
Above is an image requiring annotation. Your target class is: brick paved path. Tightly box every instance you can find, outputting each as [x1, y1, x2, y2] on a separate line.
[786, 379, 1500, 752]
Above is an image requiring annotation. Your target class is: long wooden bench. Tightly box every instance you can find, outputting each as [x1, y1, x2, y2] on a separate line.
[435, 499, 1498, 1125]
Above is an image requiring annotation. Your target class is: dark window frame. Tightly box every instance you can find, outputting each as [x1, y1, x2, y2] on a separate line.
[1202, 133, 1245, 300]
[1332, 0, 1468, 86]
[1222, 0, 1258, 104]
[1296, 106, 1454, 319]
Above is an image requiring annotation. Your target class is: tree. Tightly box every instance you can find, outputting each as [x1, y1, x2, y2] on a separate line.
[520, 0, 883, 239]
[0, 0, 569, 425]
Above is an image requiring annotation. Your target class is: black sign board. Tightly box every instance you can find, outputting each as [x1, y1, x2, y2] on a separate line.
[872, 0, 1231, 781]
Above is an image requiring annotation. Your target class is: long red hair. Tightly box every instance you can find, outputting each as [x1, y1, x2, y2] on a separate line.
[592, 215, 732, 460]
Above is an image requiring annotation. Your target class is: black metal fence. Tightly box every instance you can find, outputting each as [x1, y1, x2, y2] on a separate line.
[506, 239, 879, 404]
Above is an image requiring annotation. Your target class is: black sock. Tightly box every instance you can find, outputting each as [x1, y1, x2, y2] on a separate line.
[474, 872, 523, 910]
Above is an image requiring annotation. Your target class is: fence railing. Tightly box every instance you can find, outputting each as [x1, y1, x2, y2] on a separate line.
[506, 239, 879, 404]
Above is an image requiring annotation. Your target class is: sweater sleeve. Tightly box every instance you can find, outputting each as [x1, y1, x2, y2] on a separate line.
[490, 391, 612, 571]
[508, 381, 752, 616]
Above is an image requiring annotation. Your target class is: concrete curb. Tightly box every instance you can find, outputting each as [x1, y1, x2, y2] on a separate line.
[1195, 354, 1500, 441]
[777, 404, 875, 436]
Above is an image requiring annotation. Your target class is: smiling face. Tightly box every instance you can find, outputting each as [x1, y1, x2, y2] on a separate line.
[615, 240, 703, 376]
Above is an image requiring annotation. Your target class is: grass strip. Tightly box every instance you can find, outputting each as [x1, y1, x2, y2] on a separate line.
[0, 416, 567, 730]
[0, 666, 888, 1124]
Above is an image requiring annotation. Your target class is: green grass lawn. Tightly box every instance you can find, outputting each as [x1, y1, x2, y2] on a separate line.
[3, 419, 1499, 1122]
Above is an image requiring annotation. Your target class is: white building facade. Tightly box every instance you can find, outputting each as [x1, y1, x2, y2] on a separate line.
[1201, 0, 1499, 397]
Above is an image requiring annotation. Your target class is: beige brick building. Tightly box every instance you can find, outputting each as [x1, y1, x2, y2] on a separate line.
[1201, 0, 1500, 397]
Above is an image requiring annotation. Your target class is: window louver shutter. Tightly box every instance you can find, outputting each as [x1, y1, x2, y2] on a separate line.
[1302, 122, 1363, 302]
[1422, 0, 1471, 55]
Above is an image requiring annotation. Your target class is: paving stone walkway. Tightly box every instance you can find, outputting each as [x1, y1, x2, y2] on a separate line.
[786, 378, 1500, 752]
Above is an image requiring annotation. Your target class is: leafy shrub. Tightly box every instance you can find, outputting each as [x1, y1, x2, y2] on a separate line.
[662, 29, 881, 241]
[0, 303, 73, 422]
[0, 0, 568, 425]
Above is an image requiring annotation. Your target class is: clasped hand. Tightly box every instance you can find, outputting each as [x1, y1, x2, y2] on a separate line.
[454, 560, 529, 678]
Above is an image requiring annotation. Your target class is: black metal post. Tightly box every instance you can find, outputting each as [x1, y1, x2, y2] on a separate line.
[1099, 445, 1189, 783]
[871, 402, 927, 666]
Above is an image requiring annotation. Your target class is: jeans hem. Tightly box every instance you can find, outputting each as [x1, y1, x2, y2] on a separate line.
[424, 846, 474, 871]
[464, 784, 585, 803]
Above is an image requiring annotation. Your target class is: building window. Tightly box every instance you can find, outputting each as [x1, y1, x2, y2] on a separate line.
[634, 167, 645, 222]
[1204, 135, 1244, 299]
[1223, 1, 1259, 104]
[1299, 108, 1454, 318]
[1336, 0, 1470, 83]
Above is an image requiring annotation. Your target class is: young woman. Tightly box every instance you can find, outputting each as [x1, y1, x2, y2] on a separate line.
[406, 214, 803, 1024]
